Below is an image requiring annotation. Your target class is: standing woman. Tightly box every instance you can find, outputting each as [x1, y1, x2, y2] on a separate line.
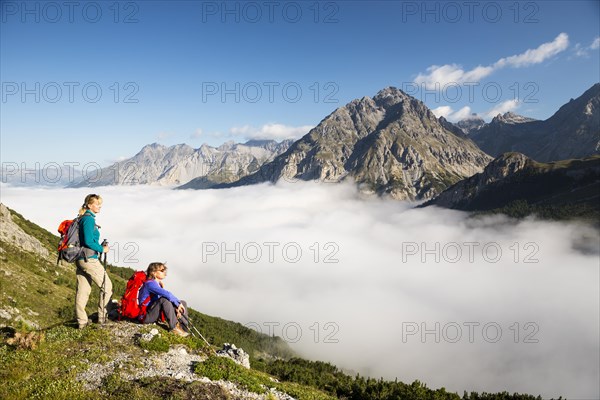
[75, 194, 112, 329]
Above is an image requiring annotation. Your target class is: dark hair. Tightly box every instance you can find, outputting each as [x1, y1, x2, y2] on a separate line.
[146, 262, 167, 279]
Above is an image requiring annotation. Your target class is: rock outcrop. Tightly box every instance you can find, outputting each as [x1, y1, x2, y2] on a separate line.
[0, 203, 49, 258]
[217, 343, 251, 369]
[422, 152, 600, 214]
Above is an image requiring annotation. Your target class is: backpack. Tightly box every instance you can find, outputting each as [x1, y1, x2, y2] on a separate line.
[57, 217, 86, 264]
[119, 271, 150, 321]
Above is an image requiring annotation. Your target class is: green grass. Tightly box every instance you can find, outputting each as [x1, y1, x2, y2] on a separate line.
[0, 324, 114, 400]
[194, 356, 336, 399]
[187, 308, 295, 362]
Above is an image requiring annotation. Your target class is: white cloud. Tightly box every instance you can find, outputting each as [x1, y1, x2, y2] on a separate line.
[431, 106, 453, 119]
[450, 106, 474, 121]
[415, 33, 569, 89]
[415, 64, 495, 89]
[230, 123, 313, 141]
[156, 131, 174, 141]
[114, 156, 129, 163]
[484, 99, 520, 119]
[431, 105, 474, 122]
[574, 43, 588, 58]
[2, 183, 598, 400]
[190, 128, 203, 139]
[572, 36, 600, 58]
[494, 33, 569, 68]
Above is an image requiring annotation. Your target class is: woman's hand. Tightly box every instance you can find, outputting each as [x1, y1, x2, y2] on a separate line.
[102, 245, 109, 253]
[177, 303, 185, 317]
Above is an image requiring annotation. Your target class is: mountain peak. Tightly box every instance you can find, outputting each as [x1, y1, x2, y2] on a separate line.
[470, 83, 600, 161]
[551, 81, 600, 119]
[217, 140, 236, 151]
[222, 85, 491, 199]
[491, 112, 537, 125]
[374, 86, 408, 98]
[143, 142, 166, 150]
[137, 143, 168, 156]
[456, 114, 486, 134]
[373, 86, 411, 108]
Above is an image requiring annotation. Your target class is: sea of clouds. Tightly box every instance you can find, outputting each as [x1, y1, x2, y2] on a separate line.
[1, 181, 598, 399]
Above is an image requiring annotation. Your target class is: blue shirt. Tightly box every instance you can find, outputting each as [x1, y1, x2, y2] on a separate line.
[138, 279, 181, 309]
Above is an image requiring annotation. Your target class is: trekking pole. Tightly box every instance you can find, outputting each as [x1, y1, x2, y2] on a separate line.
[180, 313, 214, 351]
[101, 239, 109, 270]
[99, 239, 109, 323]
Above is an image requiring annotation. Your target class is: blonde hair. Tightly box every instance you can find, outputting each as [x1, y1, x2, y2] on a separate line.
[78, 194, 103, 216]
[146, 262, 167, 280]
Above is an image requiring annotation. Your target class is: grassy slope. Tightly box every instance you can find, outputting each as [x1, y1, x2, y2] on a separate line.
[1, 207, 296, 359]
[478, 155, 600, 222]
[434, 154, 600, 223]
[1, 205, 548, 400]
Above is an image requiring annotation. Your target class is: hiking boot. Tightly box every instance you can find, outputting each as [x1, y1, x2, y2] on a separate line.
[172, 324, 189, 337]
[78, 322, 90, 329]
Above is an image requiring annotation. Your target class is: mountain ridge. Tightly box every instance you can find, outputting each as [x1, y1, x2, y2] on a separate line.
[205, 87, 492, 200]
[69, 139, 294, 188]
[421, 152, 600, 222]
[468, 83, 600, 161]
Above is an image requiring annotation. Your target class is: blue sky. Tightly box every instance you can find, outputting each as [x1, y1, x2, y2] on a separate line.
[1, 0, 599, 166]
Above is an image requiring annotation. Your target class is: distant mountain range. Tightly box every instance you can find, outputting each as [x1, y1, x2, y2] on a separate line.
[462, 83, 600, 162]
[209, 87, 492, 200]
[68, 140, 293, 188]
[6, 82, 599, 221]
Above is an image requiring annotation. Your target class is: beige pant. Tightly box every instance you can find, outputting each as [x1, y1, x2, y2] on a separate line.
[75, 258, 113, 326]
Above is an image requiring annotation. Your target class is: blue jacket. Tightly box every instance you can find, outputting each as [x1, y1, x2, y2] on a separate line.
[78, 210, 103, 259]
[138, 279, 181, 309]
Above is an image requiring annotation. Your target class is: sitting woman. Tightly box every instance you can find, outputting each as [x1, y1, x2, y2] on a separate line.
[138, 262, 189, 337]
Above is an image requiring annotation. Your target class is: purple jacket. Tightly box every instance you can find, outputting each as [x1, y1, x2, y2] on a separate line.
[138, 279, 181, 309]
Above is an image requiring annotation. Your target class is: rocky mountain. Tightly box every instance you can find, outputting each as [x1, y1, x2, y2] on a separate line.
[421, 152, 600, 221]
[470, 83, 600, 161]
[205, 87, 492, 200]
[456, 114, 486, 134]
[69, 140, 293, 188]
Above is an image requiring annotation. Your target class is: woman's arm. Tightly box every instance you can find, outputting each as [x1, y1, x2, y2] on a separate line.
[146, 280, 181, 306]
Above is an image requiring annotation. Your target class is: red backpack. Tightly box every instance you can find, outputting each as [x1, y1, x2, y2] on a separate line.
[119, 271, 150, 321]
